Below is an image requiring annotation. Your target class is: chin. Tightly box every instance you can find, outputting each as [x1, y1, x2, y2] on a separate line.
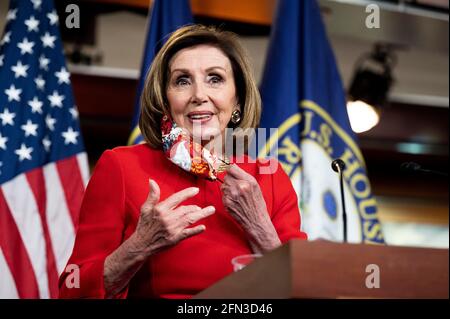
[191, 127, 222, 144]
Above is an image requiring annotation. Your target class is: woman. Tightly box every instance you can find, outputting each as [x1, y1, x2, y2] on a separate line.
[59, 24, 307, 299]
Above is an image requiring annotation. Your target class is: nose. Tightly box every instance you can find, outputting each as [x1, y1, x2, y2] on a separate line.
[190, 82, 208, 105]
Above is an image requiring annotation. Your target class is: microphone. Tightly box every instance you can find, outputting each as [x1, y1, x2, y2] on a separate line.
[400, 162, 448, 177]
[331, 159, 347, 243]
[331, 159, 345, 173]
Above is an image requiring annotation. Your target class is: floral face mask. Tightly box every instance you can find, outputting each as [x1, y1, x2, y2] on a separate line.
[161, 114, 220, 181]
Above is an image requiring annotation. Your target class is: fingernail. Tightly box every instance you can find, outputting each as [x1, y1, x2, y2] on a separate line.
[207, 206, 215, 213]
[192, 187, 200, 194]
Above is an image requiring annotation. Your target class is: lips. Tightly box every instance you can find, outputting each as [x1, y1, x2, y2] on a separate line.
[187, 111, 214, 123]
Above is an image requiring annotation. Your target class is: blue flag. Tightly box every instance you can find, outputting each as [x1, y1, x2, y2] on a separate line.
[258, 0, 384, 244]
[128, 0, 193, 145]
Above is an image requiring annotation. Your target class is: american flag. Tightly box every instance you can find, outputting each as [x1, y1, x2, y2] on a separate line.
[0, 0, 89, 298]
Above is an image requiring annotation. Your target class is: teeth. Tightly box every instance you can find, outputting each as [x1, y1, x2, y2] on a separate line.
[190, 114, 211, 119]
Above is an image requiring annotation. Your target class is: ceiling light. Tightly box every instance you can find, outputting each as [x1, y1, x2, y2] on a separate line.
[347, 43, 397, 133]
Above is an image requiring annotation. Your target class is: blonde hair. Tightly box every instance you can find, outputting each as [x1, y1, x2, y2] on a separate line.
[139, 24, 261, 149]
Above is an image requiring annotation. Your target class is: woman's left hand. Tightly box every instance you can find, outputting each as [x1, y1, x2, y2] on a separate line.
[221, 164, 281, 253]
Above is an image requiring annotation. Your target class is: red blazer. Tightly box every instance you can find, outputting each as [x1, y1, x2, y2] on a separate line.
[59, 144, 307, 298]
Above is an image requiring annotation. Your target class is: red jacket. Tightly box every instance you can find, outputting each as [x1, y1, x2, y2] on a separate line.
[59, 144, 306, 298]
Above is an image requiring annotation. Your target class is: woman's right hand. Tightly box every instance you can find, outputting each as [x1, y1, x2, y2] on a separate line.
[130, 179, 215, 257]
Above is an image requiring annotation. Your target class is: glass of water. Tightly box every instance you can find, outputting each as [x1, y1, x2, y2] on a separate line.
[231, 253, 262, 272]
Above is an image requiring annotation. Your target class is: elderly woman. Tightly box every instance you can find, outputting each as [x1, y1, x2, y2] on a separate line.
[59, 25, 307, 299]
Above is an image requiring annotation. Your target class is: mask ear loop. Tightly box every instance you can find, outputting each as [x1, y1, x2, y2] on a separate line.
[215, 158, 231, 183]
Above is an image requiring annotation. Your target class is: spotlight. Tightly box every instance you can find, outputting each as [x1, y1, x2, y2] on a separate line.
[347, 43, 397, 133]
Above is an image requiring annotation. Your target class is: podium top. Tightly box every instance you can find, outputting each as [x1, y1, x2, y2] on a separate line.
[195, 240, 449, 299]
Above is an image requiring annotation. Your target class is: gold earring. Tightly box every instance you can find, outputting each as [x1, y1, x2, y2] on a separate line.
[231, 109, 241, 124]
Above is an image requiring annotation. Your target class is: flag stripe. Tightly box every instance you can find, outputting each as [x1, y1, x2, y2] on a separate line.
[77, 152, 90, 187]
[2, 175, 50, 298]
[56, 156, 85, 227]
[26, 168, 59, 298]
[43, 161, 76, 275]
[0, 248, 20, 298]
[0, 189, 40, 298]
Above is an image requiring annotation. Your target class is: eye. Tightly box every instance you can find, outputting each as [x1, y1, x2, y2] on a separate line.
[175, 75, 190, 86]
[208, 74, 224, 85]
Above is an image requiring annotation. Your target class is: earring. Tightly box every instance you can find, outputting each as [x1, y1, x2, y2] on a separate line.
[231, 109, 241, 124]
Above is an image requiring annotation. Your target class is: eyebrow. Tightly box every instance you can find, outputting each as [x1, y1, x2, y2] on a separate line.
[170, 66, 227, 75]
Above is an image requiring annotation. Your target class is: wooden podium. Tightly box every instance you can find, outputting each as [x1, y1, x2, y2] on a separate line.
[195, 240, 448, 299]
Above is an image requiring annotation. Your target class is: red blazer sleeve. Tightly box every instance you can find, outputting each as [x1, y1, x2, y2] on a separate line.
[269, 162, 308, 243]
[59, 150, 128, 298]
